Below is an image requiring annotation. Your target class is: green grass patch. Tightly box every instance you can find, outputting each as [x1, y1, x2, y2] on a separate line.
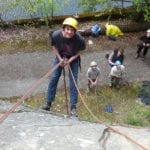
[6, 82, 150, 127]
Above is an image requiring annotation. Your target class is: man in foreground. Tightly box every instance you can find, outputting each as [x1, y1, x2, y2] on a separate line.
[42, 17, 86, 117]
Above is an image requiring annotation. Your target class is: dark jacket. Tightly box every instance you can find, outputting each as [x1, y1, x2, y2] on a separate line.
[139, 35, 150, 44]
[111, 49, 124, 64]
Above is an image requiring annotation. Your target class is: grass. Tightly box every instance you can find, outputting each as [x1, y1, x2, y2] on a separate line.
[5, 82, 150, 127]
[126, 104, 150, 126]
[0, 40, 50, 55]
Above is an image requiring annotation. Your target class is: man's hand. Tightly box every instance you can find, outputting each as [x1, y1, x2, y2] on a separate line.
[91, 81, 97, 87]
[59, 58, 69, 67]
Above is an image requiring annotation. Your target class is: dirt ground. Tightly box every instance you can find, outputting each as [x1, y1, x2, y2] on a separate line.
[0, 21, 145, 55]
[0, 21, 150, 98]
[0, 22, 150, 98]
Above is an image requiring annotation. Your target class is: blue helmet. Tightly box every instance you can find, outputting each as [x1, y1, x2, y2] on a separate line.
[115, 60, 121, 66]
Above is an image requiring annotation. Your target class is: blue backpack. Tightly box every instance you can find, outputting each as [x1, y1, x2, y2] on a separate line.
[105, 105, 113, 113]
[91, 24, 101, 37]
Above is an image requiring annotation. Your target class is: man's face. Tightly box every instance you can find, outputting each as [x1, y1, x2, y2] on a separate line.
[63, 25, 75, 38]
[91, 65, 97, 70]
[116, 65, 121, 70]
[147, 32, 150, 37]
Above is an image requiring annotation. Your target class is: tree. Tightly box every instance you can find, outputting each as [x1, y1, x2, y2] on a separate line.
[133, 0, 150, 22]
[0, 0, 70, 25]
[78, 0, 150, 22]
[77, 0, 114, 13]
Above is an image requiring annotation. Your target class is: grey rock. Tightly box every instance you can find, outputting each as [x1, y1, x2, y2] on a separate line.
[0, 100, 150, 150]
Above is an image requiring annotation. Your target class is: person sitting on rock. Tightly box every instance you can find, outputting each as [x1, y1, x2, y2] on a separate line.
[135, 29, 150, 61]
[86, 61, 100, 92]
[106, 48, 124, 67]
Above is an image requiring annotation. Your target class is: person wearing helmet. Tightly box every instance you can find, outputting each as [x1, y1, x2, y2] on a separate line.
[86, 61, 100, 92]
[135, 29, 150, 60]
[42, 17, 86, 117]
[106, 47, 124, 68]
[110, 60, 125, 88]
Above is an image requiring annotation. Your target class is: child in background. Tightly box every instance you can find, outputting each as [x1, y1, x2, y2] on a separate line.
[86, 61, 100, 92]
[110, 60, 125, 88]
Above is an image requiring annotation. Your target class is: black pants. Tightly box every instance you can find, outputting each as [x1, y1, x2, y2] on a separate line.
[111, 76, 120, 87]
[88, 79, 96, 87]
[137, 44, 149, 57]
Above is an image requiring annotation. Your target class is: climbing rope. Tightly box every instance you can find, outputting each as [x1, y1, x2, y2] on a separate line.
[0, 61, 148, 150]
[68, 64, 148, 150]
[0, 63, 60, 124]
[62, 67, 69, 115]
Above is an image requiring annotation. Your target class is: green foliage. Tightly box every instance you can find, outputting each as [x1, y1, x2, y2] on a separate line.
[17, 83, 150, 127]
[0, 0, 70, 26]
[126, 104, 150, 126]
[132, 81, 142, 93]
[77, 0, 131, 21]
[78, 0, 114, 13]
[133, 0, 150, 22]
[78, 0, 150, 22]
[80, 85, 149, 126]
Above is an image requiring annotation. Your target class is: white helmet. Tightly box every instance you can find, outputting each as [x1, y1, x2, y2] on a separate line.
[147, 29, 150, 33]
[90, 61, 97, 67]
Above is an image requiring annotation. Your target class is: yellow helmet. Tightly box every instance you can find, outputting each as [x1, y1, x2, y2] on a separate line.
[62, 17, 78, 30]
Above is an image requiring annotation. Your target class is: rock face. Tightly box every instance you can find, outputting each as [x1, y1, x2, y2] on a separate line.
[0, 100, 150, 150]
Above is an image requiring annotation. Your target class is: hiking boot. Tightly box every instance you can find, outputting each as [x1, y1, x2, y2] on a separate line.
[135, 53, 139, 59]
[141, 56, 145, 61]
[42, 103, 51, 111]
[70, 108, 78, 117]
